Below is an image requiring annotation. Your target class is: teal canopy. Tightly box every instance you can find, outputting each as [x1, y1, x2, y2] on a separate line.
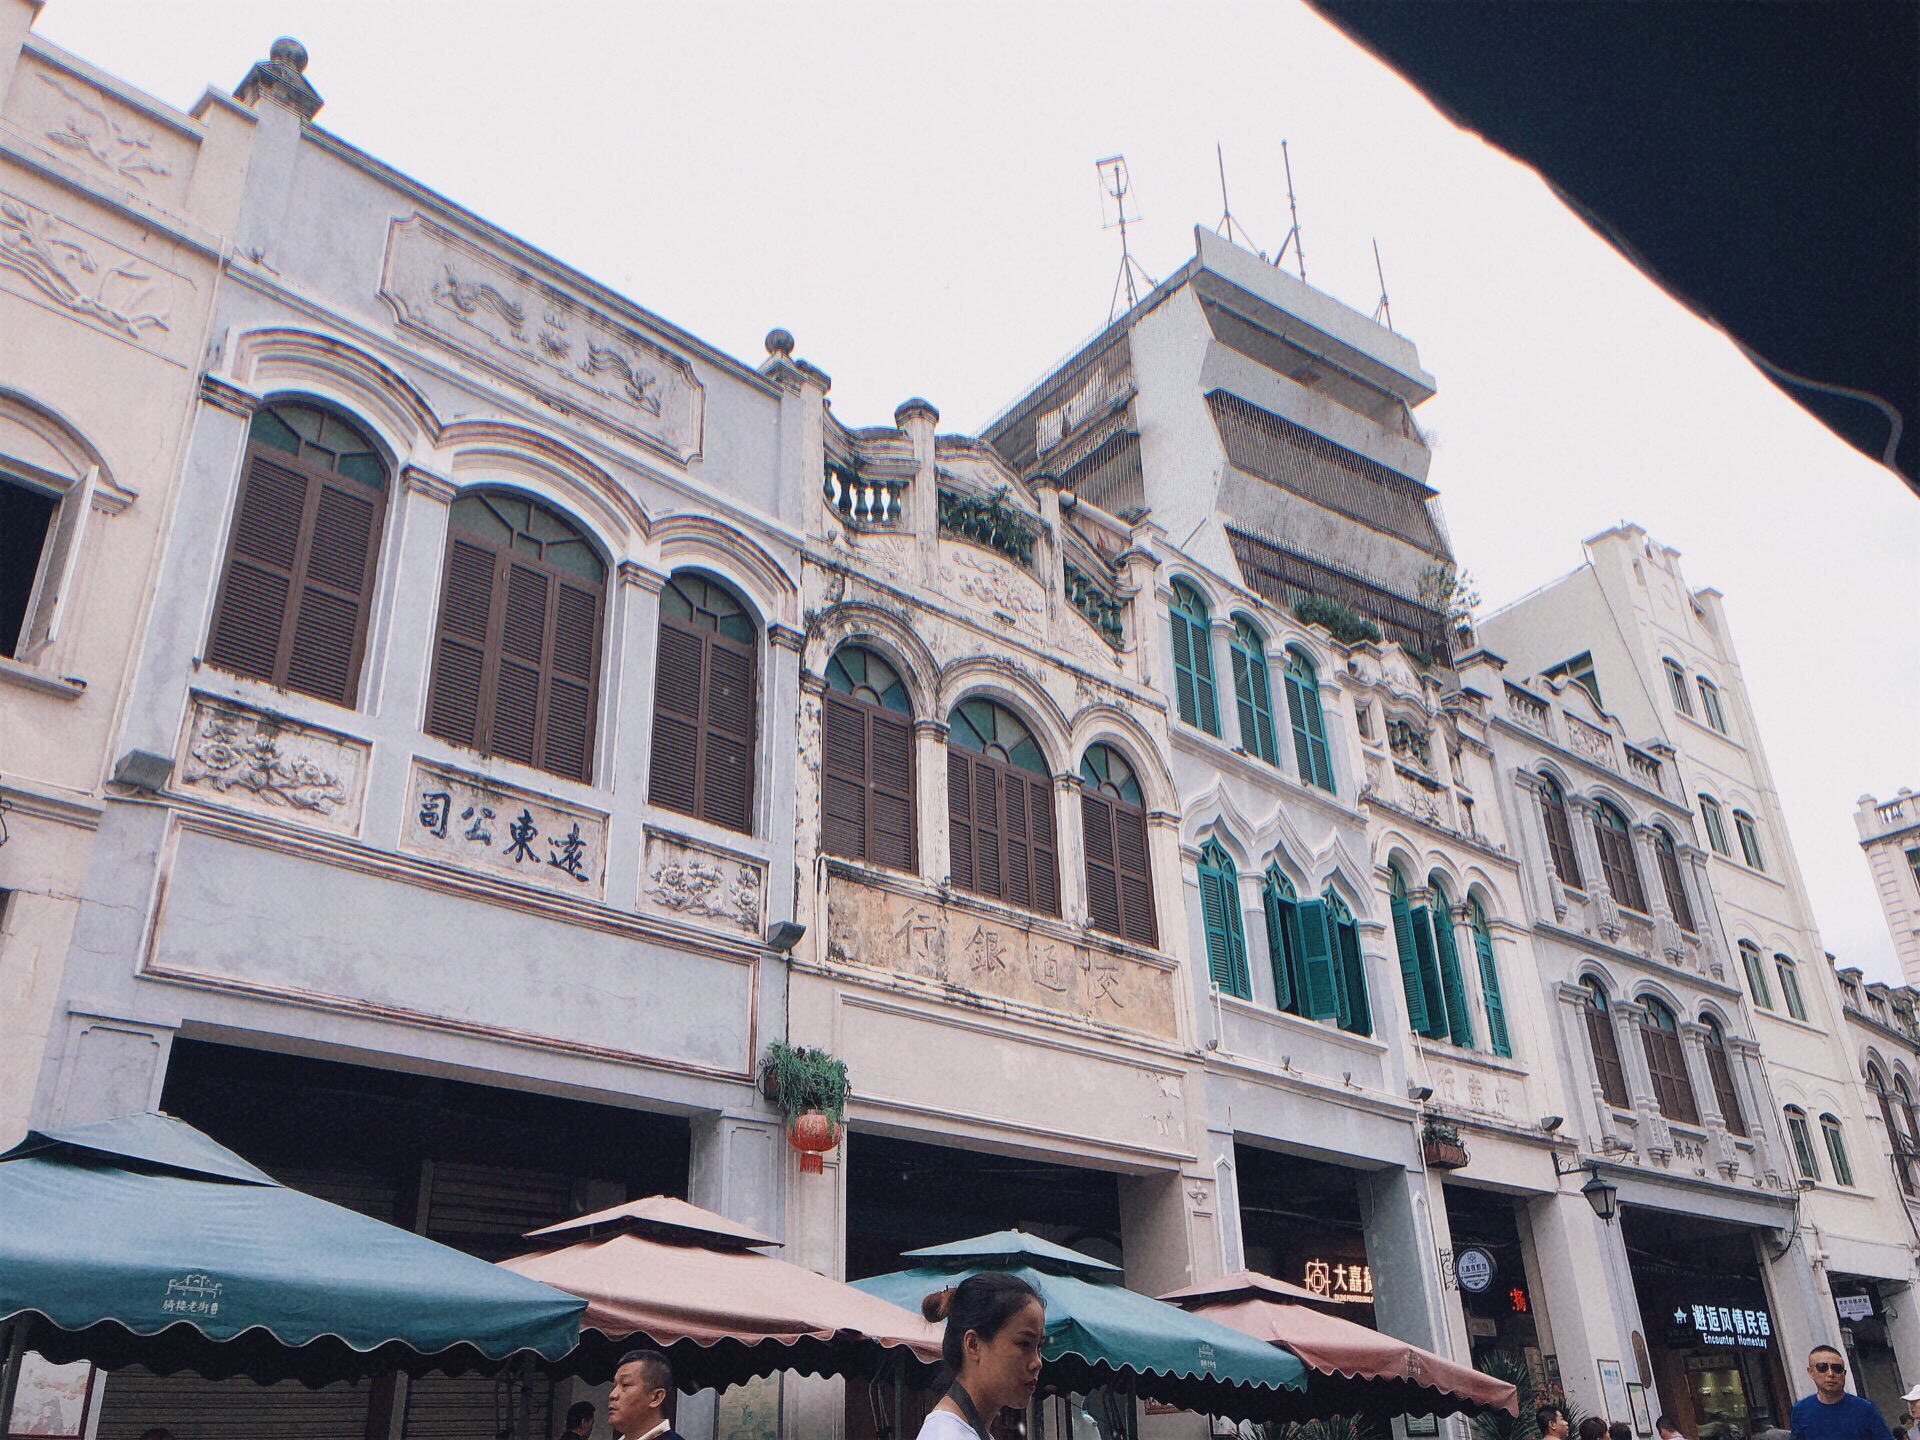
[0, 1113, 586, 1385]
[851, 1230, 1308, 1421]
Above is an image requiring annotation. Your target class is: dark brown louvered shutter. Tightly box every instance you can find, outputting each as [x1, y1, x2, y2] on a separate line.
[491, 561, 550, 767]
[948, 750, 975, 891]
[1082, 792, 1121, 936]
[649, 624, 704, 816]
[1028, 774, 1059, 917]
[868, 712, 916, 872]
[545, 580, 599, 781]
[1639, 1019, 1699, 1124]
[425, 539, 497, 750]
[1112, 804, 1157, 946]
[1704, 1032, 1746, 1136]
[821, 694, 869, 861]
[1585, 999, 1631, 1109]
[206, 447, 385, 705]
[973, 763, 1003, 898]
[704, 641, 757, 832]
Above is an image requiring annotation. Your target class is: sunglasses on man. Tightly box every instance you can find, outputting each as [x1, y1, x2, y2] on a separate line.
[1812, 1362, 1846, 1374]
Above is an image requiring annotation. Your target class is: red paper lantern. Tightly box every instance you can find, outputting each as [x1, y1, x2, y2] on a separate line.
[788, 1111, 841, 1174]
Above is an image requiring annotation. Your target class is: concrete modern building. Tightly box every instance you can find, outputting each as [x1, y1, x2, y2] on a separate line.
[1483, 529, 1910, 1423]
[0, 0, 232, 1146]
[1856, 791, 1920, 983]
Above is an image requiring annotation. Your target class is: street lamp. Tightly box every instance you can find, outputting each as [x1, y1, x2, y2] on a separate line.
[1555, 1155, 1622, 1222]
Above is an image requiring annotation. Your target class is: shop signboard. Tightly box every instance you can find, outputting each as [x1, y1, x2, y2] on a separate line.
[1456, 1246, 1496, 1293]
[1667, 1300, 1774, 1350]
[1835, 1295, 1875, 1323]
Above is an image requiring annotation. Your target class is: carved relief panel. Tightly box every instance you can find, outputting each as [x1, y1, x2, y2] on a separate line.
[936, 542, 1047, 641]
[824, 873, 1178, 1041]
[403, 760, 608, 897]
[176, 695, 367, 834]
[641, 829, 764, 936]
[381, 214, 704, 462]
[0, 186, 190, 360]
[4, 59, 194, 208]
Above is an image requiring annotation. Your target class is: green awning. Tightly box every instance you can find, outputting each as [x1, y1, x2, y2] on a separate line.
[851, 1230, 1307, 1420]
[0, 1113, 585, 1384]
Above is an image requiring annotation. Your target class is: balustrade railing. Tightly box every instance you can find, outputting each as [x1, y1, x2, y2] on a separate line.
[1064, 563, 1125, 649]
[823, 464, 907, 526]
[1625, 745, 1664, 794]
[1505, 684, 1550, 736]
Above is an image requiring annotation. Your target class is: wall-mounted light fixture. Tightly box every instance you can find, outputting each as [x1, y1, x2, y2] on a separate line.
[764, 920, 806, 954]
[1555, 1154, 1620, 1222]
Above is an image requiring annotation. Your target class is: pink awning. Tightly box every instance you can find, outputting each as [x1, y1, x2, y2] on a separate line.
[1161, 1271, 1519, 1418]
[499, 1197, 941, 1388]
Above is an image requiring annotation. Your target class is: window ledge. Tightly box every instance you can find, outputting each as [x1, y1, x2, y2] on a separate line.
[1412, 1034, 1529, 1076]
[1216, 992, 1386, 1051]
[1674, 708, 1739, 746]
[0, 655, 86, 700]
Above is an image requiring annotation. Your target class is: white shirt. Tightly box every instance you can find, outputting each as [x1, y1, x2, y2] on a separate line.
[915, 1412, 982, 1440]
[622, 1423, 671, 1440]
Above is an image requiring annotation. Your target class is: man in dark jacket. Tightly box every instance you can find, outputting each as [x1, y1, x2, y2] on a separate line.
[1791, 1346, 1896, 1440]
[607, 1350, 683, 1440]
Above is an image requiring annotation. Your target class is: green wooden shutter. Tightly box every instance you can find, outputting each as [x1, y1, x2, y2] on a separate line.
[1431, 908, 1475, 1050]
[1199, 848, 1248, 999]
[1170, 588, 1220, 735]
[1231, 624, 1278, 765]
[1409, 905, 1450, 1040]
[1169, 604, 1199, 727]
[1390, 894, 1430, 1035]
[1297, 899, 1341, 1021]
[1262, 883, 1293, 1012]
[1335, 918, 1371, 1036]
[1283, 652, 1335, 793]
[1473, 922, 1511, 1057]
[1231, 640, 1257, 755]
[1302, 688, 1335, 792]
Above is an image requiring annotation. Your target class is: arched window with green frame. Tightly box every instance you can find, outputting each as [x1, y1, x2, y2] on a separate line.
[1388, 866, 1448, 1040]
[1263, 864, 1368, 1035]
[1469, 898, 1510, 1057]
[1229, 616, 1279, 765]
[1168, 580, 1219, 735]
[1197, 840, 1249, 999]
[1427, 874, 1474, 1050]
[1325, 890, 1370, 1037]
[1283, 645, 1336, 793]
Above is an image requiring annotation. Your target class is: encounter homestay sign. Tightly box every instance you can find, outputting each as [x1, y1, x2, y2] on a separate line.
[1670, 1302, 1773, 1349]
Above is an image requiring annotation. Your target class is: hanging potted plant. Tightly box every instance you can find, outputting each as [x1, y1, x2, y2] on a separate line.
[762, 1039, 850, 1175]
[1422, 1117, 1469, 1170]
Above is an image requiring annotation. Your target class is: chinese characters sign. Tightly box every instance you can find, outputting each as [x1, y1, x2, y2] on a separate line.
[1670, 1302, 1773, 1349]
[403, 761, 606, 897]
[822, 872, 1177, 1040]
[1302, 1258, 1375, 1302]
[160, 1272, 222, 1319]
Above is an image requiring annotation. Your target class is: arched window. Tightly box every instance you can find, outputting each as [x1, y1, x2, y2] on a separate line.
[1734, 810, 1766, 871]
[1538, 776, 1583, 889]
[1325, 892, 1370, 1037]
[1868, 1065, 1913, 1196]
[1738, 940, 1773, 1009]
[1168, 581, 1219, 735]
[1698, 794, 1731, 856]
[1663, 657, 1693, 716]
[1785, 1106, 1821, 1181]
[1638, 998, 1699, 1125]
[426, 491, 604, 782]
[1229, 618, 1279, 766]
[946, 699, 1057, 915]
[1700, 1015, 1746, 1136]
[1283, 646, 1336, 793]
[1697, 677, 1728, 734]
[1197, 840, 1249, 999]
[1593, 802, 1649, 912]
[649, 571, 757, 829]
[1262, 866, 1303, 1015]
[1895, 1075, 1920, 1195]
[820, 646, 915, 871]
[1584, 978, 1630, 1109]
[206, 400, 390, 706]
[1774, 954, 1808, 1021]
[1653, 827, 1696, 931]
[1428, 875, 1474, 1050]
[1470, 899, 1510, 1057]
[1822, 1114, 1856, 1186]
[1080, 744, 1155, 946]
[1388, 866, 1447, 1041]
[1261, 867, 1367, 1034]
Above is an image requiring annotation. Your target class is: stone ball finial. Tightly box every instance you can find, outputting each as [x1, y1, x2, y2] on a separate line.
[894, 396, 939, 428]
[271, 37, 309, 73]
[764, 328, 795, 358]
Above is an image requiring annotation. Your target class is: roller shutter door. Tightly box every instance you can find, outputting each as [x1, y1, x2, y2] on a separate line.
[95, 1370, 372, 1440]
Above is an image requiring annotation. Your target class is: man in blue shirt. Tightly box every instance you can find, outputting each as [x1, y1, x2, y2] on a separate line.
[1791, 1345, 1896, 1440]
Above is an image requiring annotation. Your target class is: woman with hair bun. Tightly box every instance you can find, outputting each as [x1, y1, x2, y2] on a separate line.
[915, 1271, 1046, 1439]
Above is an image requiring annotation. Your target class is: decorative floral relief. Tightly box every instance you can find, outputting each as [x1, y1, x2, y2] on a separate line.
[381, 214, 703, 460]
[36, 72, 174, 188]
[1567, 716, 1614, 766]
[0, 189, 173, 343]
[178, 698, 365, 833]
[938, 545, 1045, 637]
[641, 832, 763, 934]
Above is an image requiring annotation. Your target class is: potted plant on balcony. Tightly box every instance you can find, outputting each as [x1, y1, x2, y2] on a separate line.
[762, 1039, 851, 1175]
[1422, 1117, 1470, 1170]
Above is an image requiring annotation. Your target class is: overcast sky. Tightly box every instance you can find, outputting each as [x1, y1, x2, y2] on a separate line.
[33, 1, 1918, 980]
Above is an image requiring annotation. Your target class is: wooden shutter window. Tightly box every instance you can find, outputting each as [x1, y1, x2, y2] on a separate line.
[1594, 805, 1648, 911]
[1230, 620, 1279, 765]
[1080, 745, 1155, 947]
[1428, 894, 1475, 1050]
[819, 648, 916, 871]
[1639, 1005, 1699, 1124]
[1283, 647, 1336, 793]
[1704, 1024, 1746, 1136]
[1471, 909, 1511, 1058]
[1262, 878, 1297, 1013]
[1295, 898, 1341, 1021]
[1538, 778, 1583, 888]
[1169, 582, 1219, 735]
[648, 573, 758, 834]
[1654, 829, 1696, 930]
[1333, 914, 1370, 1036]
[1198, 843, 1249, 999]
[945, 700, 1058, 917]
[1390, 893, 1431, 1035]
[206, 403, 389, 706]
[423, 493, 604, 784]
[1409, 905, 1449, 1041]
[1584, 986, 1630, 1108]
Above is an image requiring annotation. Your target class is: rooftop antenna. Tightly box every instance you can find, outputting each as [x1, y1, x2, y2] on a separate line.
[1273, 139, 1307, 283]
[1213, 142, 1264, 257]
[1371, 237, 1395, 332]
[1096, 154, 1156, 323]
